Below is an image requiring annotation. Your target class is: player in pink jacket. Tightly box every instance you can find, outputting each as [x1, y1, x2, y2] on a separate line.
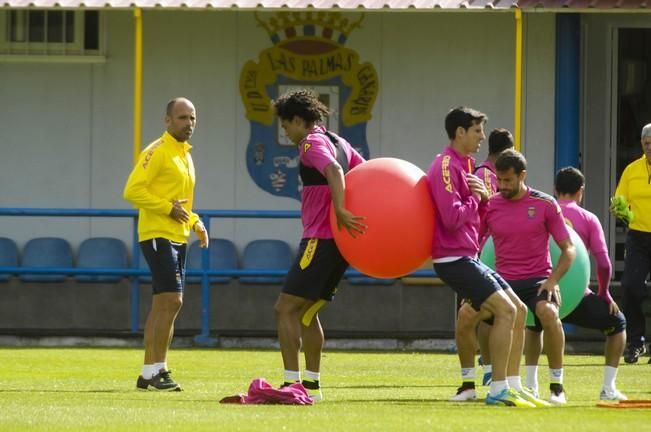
[428, 107, 533, 407]
[464, 128, 515, 387]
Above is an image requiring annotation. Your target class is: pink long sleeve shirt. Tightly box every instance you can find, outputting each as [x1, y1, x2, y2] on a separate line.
[427, 145, 485, 259]
[559, 199, 614, 304]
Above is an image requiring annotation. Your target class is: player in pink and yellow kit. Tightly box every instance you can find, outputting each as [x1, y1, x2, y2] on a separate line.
[460, 128, 515, 387]
[481, 149, 576, 404]
[272, 89, 366, 402]
[428, 107, 534, 407]
[524, 167, 627, 401]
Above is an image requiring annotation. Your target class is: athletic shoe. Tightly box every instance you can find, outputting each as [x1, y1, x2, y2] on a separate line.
[549, 384, 567, 405]
[482, 372, 492, 386]
[302, 379, 323, 402]
[136, 375, 150, 391]
[519, 387, 551, 407]
[450, 386, 477, 401]
[527, 387, 540, 398]
[485, 388, 536, 407]
[623, 343, 646, 364]
[149, 369, 182, 391]
[600, 389, 628, 401]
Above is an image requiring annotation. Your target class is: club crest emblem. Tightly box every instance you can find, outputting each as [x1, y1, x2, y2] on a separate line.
[239, 12, 378, 200]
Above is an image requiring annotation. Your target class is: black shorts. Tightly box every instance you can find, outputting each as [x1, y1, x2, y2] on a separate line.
[140, 238, 187, 294]
[527, 292, 626, 336]
[508, 277, 553, 308]
[434, 257, 510, 311]
[283, 238, 348, 301]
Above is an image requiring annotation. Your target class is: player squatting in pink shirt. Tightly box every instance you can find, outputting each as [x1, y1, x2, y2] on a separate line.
[481, 187, 570, 281]
[558, 199, 614, 304]
[299, 126, 365, 239]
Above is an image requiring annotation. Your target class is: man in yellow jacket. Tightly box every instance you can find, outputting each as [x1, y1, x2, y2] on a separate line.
[613, 122, 651, 364]
[124, 97, 209, 391]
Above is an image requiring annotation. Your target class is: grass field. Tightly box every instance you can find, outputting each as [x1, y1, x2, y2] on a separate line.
[0, 348, 649, 431]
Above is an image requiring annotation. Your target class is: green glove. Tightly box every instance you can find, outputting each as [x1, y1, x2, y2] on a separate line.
[610, 196, 635, 225]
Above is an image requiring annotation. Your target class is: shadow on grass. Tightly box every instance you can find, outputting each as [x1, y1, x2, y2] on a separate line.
[328, 384, 452, 389]
[0, 389, 129, 394]
[336, 398, 477, 404]
[562, 363, 605, 367]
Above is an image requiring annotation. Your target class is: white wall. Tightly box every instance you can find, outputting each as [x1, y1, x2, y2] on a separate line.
[375, 12, 517, 168]
[0, 10, 556, 256]
[521, 13, 556, 196]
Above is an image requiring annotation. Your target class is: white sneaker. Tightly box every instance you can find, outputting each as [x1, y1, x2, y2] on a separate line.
[600, 388, 628, 402]
[549, 390, 567, 405]
[450, 387, 476, 401]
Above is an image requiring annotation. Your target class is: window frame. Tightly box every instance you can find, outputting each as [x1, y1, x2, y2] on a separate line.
[0, 9, 105, 63]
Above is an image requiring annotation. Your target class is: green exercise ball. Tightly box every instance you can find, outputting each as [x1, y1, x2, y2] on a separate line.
[479, 226, 589, 326]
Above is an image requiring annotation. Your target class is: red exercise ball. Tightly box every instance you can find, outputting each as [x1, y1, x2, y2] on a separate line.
[329, 157, 436, 278]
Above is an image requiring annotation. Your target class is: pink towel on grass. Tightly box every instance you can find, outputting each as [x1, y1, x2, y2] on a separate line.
[219, 378, 314, 405]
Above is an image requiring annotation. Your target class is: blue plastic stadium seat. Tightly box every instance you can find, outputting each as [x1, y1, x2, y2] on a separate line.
[75, 237, 128, 283]
[400, 260, 443, 285]
[186, 239, 238, 284]
[0, 237, 19, 282]
[20, 237, 73, 282]
[240, 239, 293, 284]
[347, 270, 396, 286]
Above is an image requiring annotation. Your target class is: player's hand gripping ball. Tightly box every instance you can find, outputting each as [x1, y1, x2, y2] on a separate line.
[480, 226, 589, 326]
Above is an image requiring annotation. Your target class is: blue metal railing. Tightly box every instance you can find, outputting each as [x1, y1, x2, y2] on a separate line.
[0, 208, 438, 345]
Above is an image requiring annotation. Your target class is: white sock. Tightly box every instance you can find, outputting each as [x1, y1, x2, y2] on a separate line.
[141, 364, 156, 379]
[603, 366, 618, 392]
[461, 367, 475, 383]
[482, 364, 492, 375]
[304, 370, 320, 382]
[525, 365, 539, 392]
[153, 362, 167, 374]
[489, 380, 508, 397]
[507, 376, 523, 392]
[550, 368, 564, 385]
[284, 370, 300, 383]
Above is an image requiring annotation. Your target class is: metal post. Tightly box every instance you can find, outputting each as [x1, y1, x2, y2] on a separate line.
[514, 8, 523, 151]
[194, 215, 218, 346]
[130, 216, 140, 333]
[554, 13, 581, 170]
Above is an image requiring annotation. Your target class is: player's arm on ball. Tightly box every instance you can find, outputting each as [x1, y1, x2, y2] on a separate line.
[539, 238, 576, 304]
[325, 162, 366, 237]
